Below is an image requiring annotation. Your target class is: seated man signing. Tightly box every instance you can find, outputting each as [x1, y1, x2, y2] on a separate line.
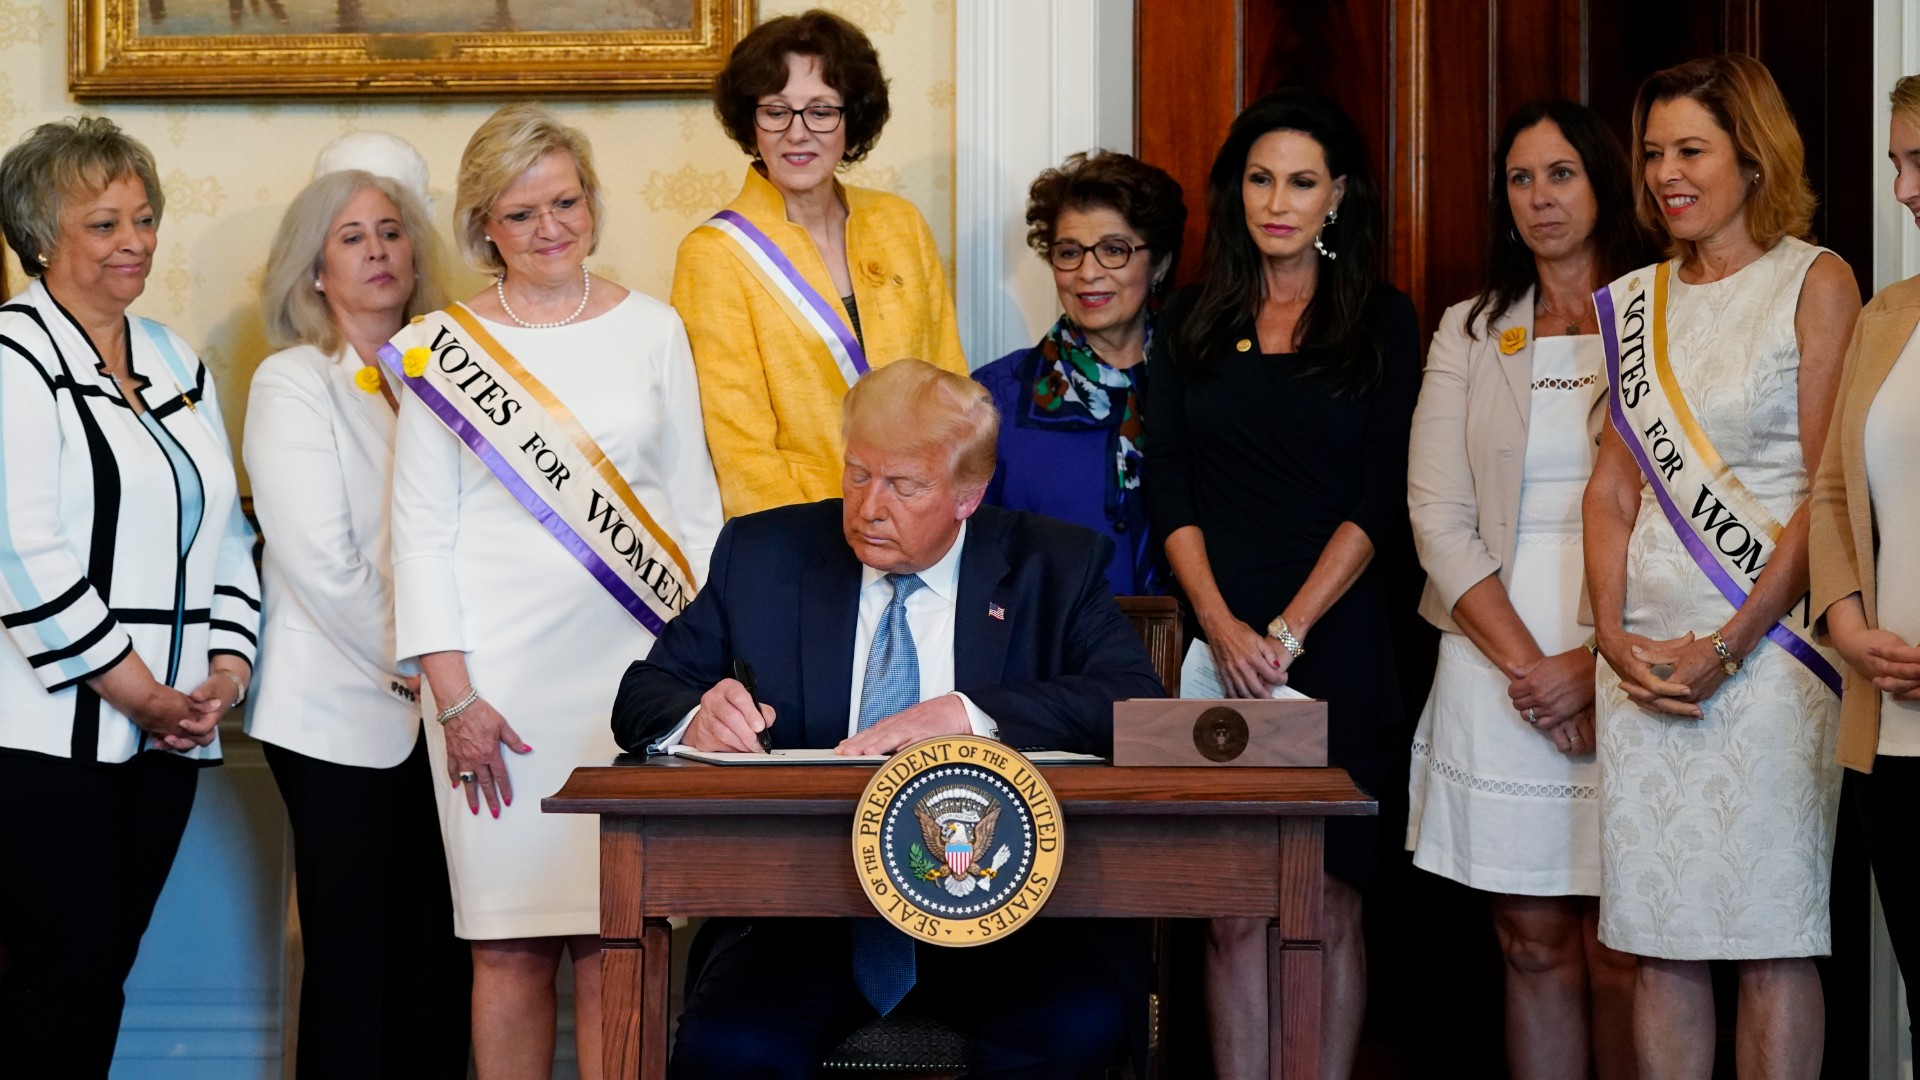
[612, 358, 1164, 1079]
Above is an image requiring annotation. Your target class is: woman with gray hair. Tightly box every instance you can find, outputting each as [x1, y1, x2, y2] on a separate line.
[388, 103, 722, 1077]
[0, 116, 260, 1076]
[243, 159, 470, 1078]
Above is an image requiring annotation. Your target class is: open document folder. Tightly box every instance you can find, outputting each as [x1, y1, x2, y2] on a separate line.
[663, 747, 1105, 765]
[1181, 640, 1312, 700]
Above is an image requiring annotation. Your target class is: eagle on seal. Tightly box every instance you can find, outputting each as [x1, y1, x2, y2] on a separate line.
[914, 787, 1009, 897]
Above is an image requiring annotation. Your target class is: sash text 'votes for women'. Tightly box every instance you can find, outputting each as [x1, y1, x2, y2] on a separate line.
[422, 323, 691, 615]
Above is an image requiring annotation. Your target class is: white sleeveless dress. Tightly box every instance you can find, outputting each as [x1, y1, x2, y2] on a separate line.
[1407, 335, 1603, 896]
[1596, 237, 1843, 959]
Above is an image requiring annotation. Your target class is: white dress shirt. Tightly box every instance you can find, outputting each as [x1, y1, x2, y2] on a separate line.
[660, 522, 994, 748]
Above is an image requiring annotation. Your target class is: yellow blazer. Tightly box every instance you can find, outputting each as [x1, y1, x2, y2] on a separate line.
[1810, 273, 1920, 771]
[671, 166, 968, 518]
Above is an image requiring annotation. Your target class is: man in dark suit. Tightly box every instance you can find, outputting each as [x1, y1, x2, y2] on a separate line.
[612, 359, 1163, 1079]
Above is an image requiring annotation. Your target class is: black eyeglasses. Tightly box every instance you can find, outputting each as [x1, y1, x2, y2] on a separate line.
[1048, 237, 1149, 272]
[754, 104, 847, 135]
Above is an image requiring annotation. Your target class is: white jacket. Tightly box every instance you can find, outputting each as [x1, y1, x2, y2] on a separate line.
[0, 280, 259, 764]
[243, 344, 419, 768]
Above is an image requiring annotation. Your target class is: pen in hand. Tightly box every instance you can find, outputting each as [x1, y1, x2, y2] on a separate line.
[732, 658, 773, 753]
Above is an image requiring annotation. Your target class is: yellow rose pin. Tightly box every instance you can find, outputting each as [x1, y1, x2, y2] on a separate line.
[401, 346, 430, 378]
[1498, 326, 1527, 355]
[353, 365, 382, 394]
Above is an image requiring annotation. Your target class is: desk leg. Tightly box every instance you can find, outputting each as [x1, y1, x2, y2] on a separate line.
[1270, 818, 1326, 1079]
[602, 921, 671, 1080]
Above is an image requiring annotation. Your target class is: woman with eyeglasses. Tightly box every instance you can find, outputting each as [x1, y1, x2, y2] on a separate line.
[672, 8, 967, 519]
[388, 103, 722, 1079]
[972, 152, 1186, 596]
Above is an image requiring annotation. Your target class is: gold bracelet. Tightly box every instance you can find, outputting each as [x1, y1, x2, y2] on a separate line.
[1265, 614, 1306, 659]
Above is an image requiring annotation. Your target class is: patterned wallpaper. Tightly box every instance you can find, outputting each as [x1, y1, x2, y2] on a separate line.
[2, 0, 956, 487]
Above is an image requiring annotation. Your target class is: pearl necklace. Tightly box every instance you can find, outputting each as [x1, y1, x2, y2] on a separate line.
[496, 265, 590, 329]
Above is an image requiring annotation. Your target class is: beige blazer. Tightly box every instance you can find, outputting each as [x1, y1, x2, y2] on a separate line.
[1810, 273, 1920, 772]
[1409, 289, 1605, 633]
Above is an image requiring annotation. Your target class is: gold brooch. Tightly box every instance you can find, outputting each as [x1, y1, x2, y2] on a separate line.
[1498, 326, 1527, 355]
[1235, 338, 1252, 353]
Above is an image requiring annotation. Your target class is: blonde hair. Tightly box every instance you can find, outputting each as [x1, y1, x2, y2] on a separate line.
[453, 104, 605, 274]
[0, 116, 164, 279]
[1894, 75, 1920, 133]
[261, 170, 447, 353]
[842, 359, 999, 493]
[1632, 54, 1816, 259]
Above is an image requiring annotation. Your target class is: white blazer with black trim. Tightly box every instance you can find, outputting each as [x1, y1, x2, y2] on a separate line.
[243, 343, 420, 769]
[0, 279, 260, 765]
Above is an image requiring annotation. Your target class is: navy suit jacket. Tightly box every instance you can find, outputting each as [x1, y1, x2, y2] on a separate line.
[612, 500, 1163, 754]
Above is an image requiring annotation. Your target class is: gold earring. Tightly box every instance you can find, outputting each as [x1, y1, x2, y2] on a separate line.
[34, 253, 48, 267]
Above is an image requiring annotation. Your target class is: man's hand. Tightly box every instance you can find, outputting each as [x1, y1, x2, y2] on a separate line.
[686, 678, 776, 753]
[835, 694, 970, 755]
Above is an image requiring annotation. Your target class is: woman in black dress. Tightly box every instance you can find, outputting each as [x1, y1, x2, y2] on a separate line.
[1145, 88, 1420, 1078]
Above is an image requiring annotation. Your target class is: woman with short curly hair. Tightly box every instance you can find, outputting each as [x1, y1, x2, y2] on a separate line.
[672, 8, 967, 519]
[972, 150, 1185, 595]
[0, 115, 259, 1077]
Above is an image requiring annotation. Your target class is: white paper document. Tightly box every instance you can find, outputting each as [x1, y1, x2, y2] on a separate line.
[664, 746, 1105, 765]
[1180, 639, 1311, 700]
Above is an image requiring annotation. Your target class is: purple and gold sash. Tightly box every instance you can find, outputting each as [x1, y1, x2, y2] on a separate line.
[1595, 263, 1839, 695]
[380, 306, 697, 635]
[699, 210, 869, 388]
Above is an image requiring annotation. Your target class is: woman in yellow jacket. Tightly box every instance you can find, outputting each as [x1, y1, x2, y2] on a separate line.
[673, 10, 966, 518]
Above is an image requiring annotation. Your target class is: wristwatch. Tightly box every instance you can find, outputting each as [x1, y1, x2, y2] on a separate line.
[1709, 631, 1742, 675]
[1266, 615, 1305, 659]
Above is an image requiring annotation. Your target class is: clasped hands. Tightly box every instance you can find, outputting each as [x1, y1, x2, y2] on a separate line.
[133, 671, 243, 753]
[1502, 649, 1596, 755]
[684, 677, 970, 755]
[1834, 627, 1920, 701]
[1599, 629, 1732, 720]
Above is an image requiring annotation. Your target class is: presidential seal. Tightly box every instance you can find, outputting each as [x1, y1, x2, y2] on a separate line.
[852, 735, 1064, 947]
[1193, 706, 1250, 762]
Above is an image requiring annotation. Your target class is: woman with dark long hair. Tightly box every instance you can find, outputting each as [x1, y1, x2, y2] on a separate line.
[1405, 100, 1656, 1080]
[1145, 87, 1421, 1078]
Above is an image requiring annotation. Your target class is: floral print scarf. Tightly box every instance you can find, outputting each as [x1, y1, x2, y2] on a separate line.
[1029, 315, 1148, 525]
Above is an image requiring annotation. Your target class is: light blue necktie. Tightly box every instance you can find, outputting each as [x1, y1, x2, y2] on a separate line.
[851, 572, 925, 1014]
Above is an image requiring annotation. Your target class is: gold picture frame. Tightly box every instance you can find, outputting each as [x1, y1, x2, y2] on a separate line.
[70, 0, 754, 100]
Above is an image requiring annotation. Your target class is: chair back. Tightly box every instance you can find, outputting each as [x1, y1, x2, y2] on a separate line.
[1117, 595, 1181, 695]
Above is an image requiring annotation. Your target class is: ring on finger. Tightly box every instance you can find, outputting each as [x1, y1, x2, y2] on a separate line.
[1525, 707, 1540, 726]
[458, 770, 477, 784]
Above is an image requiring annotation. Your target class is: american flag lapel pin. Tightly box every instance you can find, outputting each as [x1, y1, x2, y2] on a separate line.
[987, 602, 1006, 621]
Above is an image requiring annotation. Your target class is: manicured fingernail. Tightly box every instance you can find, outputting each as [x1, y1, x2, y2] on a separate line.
[504, 795, 513, 806]
[470, 804, 479, 815]
[521, 744, 532, 752]
[490, 805, 499, 819]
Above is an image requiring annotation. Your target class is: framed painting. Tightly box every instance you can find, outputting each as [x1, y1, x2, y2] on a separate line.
[69, 0, 754, 99]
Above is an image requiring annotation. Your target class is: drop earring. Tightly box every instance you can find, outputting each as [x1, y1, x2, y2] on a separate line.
[1314, 207, 1339, 261]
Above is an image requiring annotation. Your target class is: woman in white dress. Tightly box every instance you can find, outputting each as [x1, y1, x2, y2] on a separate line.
[1407, 100, 1654, 1080]
[390, 104, 724, 1079]
[1584, 56, 1860, 1077]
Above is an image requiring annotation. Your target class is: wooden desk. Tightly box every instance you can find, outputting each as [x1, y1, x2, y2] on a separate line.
[546, 759, 1375, 1079]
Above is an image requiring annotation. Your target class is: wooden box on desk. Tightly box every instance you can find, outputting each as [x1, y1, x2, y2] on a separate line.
[1112, 698, 1328, 766]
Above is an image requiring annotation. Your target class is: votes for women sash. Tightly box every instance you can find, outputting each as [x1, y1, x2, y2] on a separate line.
[1595, 263, 1840, 695]
[699, 210, 870, 389]
[379, 307, 697, 636]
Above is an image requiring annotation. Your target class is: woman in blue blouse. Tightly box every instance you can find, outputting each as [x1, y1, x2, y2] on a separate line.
[973, 151, 1185, 595]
